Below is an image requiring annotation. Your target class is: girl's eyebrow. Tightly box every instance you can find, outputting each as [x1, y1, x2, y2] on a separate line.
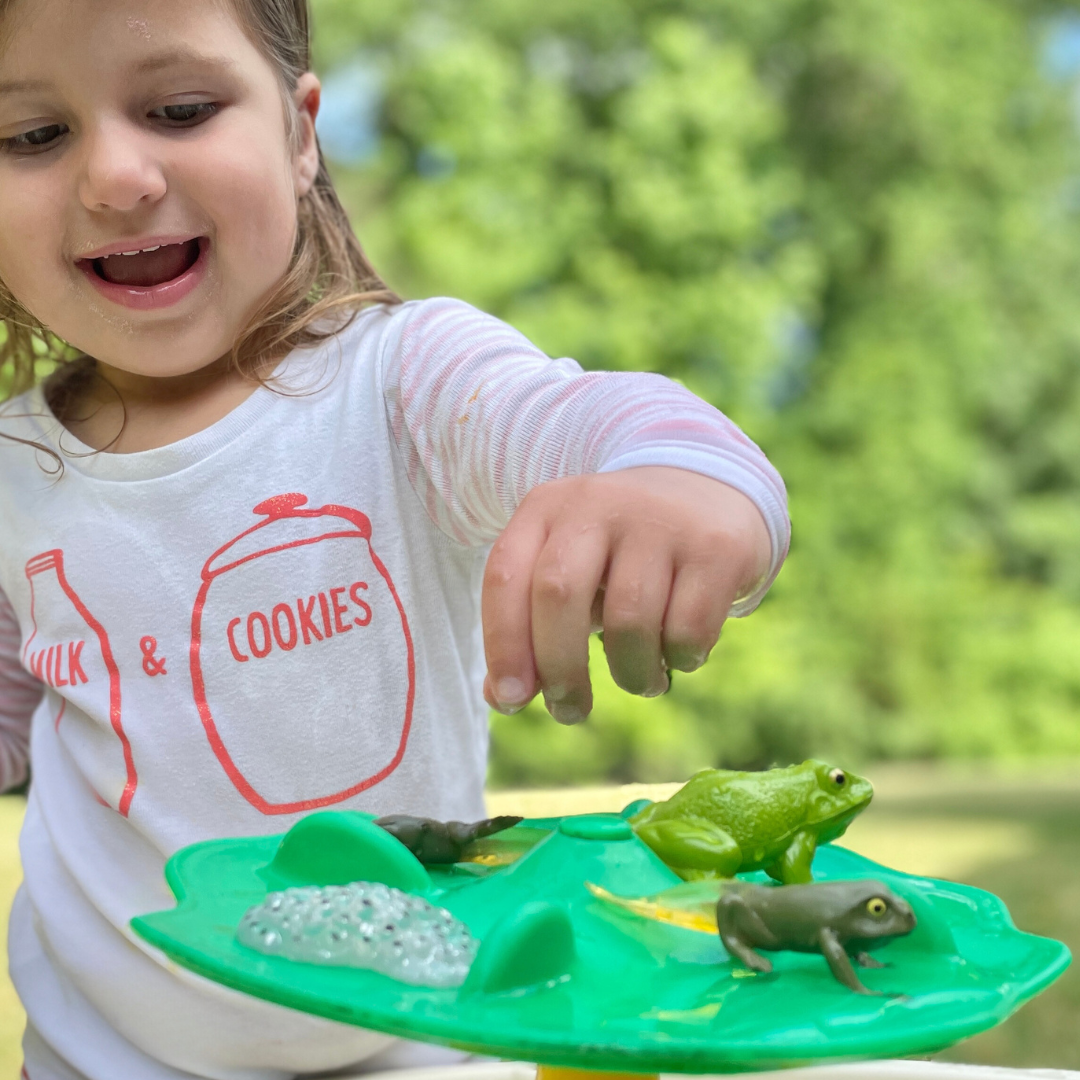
[132, 48, 240, 76]
[0, 78, 50, 97]
[0, 49, 237, 97]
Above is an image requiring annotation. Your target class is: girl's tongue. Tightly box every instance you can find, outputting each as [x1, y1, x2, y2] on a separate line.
[94, 239, 200, 287]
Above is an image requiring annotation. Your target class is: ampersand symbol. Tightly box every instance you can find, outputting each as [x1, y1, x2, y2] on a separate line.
[140, 636, 167, 676]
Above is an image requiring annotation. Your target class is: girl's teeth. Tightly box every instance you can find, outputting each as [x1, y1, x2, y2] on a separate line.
[117, 245, 162, 257]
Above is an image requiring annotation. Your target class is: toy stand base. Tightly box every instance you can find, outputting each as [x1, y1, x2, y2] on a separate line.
[339, 1062, 1080, 1080]
[537, 1068, 657, 1080]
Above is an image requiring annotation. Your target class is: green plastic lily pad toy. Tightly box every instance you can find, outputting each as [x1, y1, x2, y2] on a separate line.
[132, 810, 1069, 1073]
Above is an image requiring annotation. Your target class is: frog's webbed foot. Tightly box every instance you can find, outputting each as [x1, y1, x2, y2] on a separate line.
[855, 951, 887, 969]
[633, 816, 742, 878]
[722, 936, 773, 974]
[819, 928, 880, 994]
[765, 829, 817, 885]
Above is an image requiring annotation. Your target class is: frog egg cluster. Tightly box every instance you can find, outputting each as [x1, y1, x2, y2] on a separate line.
[236, 881, 478, 988]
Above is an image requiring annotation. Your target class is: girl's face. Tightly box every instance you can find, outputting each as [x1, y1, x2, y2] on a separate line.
[0, 0, 320, 379]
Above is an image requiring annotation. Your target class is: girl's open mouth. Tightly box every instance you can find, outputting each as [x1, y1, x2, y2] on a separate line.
[77, 236, 209, 311]
[92, 238, 201, 287]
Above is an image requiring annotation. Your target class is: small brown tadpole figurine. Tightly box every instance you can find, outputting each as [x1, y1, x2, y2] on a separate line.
[716, 879, 916, 994]
[375, 814, 523, 864]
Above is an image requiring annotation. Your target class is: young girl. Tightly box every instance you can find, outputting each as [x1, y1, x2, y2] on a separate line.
[0, 1, 789, 1078]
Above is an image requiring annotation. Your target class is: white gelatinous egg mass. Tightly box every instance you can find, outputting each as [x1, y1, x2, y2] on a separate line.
[236, 881, 478, 988]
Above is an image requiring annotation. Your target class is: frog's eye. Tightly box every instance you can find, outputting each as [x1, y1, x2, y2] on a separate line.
[829, 768, 846, 786]
[866, 897, 888, 917]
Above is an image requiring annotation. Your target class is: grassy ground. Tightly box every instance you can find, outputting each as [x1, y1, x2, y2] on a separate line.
[2, 765, 1078, 1076]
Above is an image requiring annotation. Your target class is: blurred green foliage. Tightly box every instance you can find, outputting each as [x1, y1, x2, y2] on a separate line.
[312, 0, 1080, 785]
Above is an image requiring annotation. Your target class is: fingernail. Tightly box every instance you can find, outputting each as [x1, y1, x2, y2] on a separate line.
[545, 684, 568, 703]
[641, 675, 671, 698]
[551, 703, 585, 725]
[668, 649, 706, 673]
[495, 676, 528, 708]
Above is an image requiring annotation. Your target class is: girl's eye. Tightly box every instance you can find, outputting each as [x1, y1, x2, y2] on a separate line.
[0, 123, 69, 154]
[151, 103, 218, 125]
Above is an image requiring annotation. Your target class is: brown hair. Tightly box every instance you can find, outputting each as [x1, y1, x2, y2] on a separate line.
[0, 0, 399, 409]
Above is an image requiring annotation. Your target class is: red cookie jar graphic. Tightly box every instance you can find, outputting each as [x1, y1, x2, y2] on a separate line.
[23, 550, 136, 815]
[190, 494, 416, 815]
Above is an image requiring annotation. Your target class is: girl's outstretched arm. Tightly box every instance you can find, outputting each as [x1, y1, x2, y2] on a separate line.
[0, 588, 39, 791]
[383, 298, 788, 723]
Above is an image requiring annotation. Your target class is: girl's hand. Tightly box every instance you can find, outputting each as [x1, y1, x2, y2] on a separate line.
[481, 466, 772, 723]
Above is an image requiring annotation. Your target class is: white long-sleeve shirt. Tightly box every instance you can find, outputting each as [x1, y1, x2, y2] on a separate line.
[0, 298, 789, 1080]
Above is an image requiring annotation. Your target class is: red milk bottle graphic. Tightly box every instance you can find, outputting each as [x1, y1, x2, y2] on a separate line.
[190, 494, 416, 815]
[22, 550, 136, 815]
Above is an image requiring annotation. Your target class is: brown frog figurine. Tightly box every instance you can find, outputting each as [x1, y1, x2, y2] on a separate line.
[716, 878, 916, 993]
[589, 876, 916, 994]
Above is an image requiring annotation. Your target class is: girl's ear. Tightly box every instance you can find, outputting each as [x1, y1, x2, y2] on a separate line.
[293, 72, 322, 197]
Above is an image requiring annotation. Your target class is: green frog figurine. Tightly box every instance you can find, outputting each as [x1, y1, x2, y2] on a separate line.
[627, 760, 873, 883]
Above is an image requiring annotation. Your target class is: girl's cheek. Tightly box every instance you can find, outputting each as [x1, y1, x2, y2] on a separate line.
[199, 125, 299, 279]
[0, 177, 67, 313]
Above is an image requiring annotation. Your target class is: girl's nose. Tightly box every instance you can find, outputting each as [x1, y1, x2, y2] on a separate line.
[77, 121, 167, 213]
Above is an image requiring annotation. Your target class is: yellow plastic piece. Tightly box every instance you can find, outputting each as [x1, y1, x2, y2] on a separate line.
[539, 1067, 658, 1080]
[585, 881, 718, 934]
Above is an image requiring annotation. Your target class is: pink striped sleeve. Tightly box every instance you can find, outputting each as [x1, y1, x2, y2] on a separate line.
[381, 298, 790, 614]
[0, 585, 36, 791]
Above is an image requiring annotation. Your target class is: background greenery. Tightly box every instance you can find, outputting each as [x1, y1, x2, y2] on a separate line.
[312, 0, 1080, 786]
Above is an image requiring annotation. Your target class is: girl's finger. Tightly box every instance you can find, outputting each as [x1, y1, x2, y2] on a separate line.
[530, 524, 611, 724]
[481, 507, 550, 714]
[661, 560, 735, 673]
[601, 537, 674, 697]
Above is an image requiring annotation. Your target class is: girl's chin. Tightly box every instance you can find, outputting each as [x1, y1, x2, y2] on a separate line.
[79, 237, 210, 312]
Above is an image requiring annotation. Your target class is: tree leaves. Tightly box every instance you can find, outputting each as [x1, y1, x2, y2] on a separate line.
[313, 0, 1080, 779]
